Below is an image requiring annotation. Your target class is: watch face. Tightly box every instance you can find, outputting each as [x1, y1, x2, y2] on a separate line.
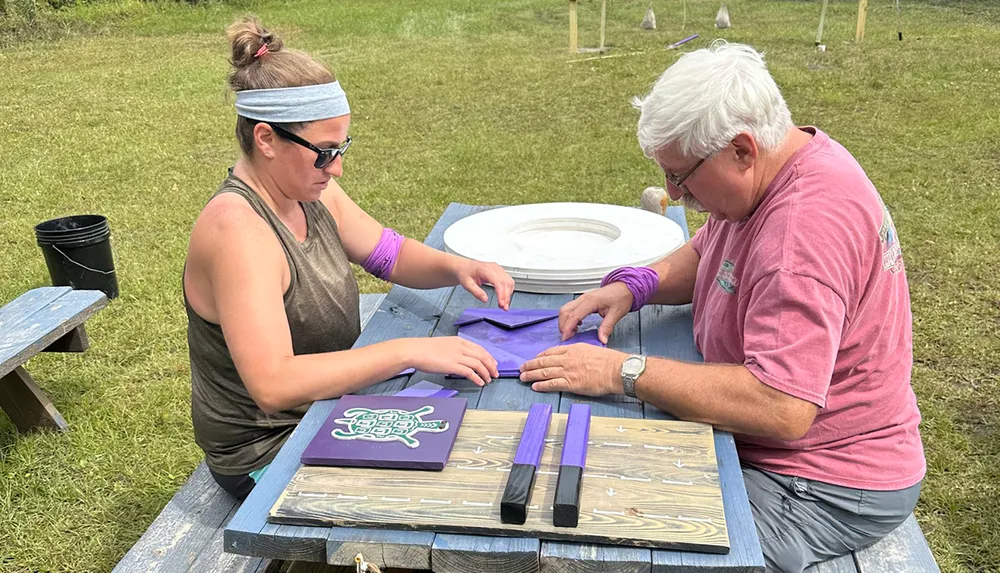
[623, 357, 644, 376]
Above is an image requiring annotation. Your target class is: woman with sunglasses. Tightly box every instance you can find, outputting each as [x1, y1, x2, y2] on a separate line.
[183, 17, 514, 499]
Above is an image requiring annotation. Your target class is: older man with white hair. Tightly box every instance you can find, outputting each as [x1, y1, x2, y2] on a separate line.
[520, 42, 926, 572]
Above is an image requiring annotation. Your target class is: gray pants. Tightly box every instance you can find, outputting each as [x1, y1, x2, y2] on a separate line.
[742, 464, 922, 573]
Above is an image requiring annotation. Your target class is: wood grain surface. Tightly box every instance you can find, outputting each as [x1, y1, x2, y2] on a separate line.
[270, 409, 728, 554]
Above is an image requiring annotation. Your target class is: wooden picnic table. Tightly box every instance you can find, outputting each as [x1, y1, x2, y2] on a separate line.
[1, 286, 108, 433]
[224, 203, 766, 572]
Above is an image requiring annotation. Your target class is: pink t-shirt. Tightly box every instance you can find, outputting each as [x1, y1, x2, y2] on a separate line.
[689, 127, 925, 491]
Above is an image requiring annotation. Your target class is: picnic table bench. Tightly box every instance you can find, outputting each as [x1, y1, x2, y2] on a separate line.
[0, 286, 108, 433]
[113, 203, 939, 572]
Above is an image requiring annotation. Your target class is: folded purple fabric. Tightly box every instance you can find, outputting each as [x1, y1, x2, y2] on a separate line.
[600, 266, 659, 312]
[362, 228, 404, 280]
[451, 308, 604, 378]
[394, 380, 459, 399]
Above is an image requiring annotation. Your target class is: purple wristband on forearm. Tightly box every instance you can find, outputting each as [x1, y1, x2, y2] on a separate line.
[600, 266, 659, 312]
[362, 228, 404, 281]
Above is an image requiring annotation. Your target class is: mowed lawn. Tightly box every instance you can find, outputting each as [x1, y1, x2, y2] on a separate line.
[1, 0, 998, 571]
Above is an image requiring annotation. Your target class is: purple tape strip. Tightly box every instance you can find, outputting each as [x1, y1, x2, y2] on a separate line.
[559, 404, 591, 468]
[601, 266, 659, 312]
[513, 403, 553, 468]
[362, 228, 405, 280]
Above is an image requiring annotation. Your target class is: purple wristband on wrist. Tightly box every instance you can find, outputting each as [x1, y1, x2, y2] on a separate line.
[362, 228, 404, 281]
[600, 266, 659, 312]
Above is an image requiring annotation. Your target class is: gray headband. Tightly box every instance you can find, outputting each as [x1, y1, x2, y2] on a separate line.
[234, 81, 350, 123]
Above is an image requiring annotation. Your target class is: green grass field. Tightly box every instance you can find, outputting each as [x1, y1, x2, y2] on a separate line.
[1, 0, 998, 571]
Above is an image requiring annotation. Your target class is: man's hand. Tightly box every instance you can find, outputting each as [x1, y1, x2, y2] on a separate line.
[558, 283, 633, 344]
[519, 344, 626, 396]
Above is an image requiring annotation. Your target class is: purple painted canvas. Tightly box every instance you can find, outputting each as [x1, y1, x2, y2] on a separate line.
[301, 395, 467, 470]
[453, 308, 605, 377]
[394, 380, 459, 399]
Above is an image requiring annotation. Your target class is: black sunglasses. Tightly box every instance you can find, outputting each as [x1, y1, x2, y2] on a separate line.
[260, 122, 352, 169]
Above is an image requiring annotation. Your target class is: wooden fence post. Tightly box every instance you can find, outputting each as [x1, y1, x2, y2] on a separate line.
[569, 0, 579, 53]
[856, 0, 869, 42]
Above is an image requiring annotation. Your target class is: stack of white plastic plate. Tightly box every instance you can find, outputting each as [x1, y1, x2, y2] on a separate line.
[443, 202, 685, 294]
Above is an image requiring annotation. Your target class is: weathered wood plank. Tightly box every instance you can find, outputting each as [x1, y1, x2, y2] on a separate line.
[0, 366, 69, 433]
[112, 463, 240, 573]
[853, 514, 939, 573]
[226, 204, 475, 564]
[358, 293, 386, 330]
[226, 394, 338, 562]
[407, 236, 498, 410]
[805, 553, 858, 573]
[0, 288, 108, 377]
[0, 287, 72, 332]
[431, 291, 565, 573]
[540, 542, 650, 573]
[326, 528, 434, 570]
[289, 560, 429, 573]
[273, 295, 407, 565]
[43, 324, 89, 353]
[432, 535, 539, 573]
[319, 208, 489, 569]
[417, 232, 551, 573]
[541, 295, 651, 573]
[272, 411, 724, 552]
[641, 207, 764, 572]
[189, 503, 271, 573]
[256, 558, 285, 573]
[641, 305, 764, 573]
[112, 297, 407, 572]
[286, 561, 354, 573]
[0, 289, 106, 433]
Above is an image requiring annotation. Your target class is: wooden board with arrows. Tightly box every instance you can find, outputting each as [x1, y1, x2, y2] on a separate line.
[269, 409, 728, 553]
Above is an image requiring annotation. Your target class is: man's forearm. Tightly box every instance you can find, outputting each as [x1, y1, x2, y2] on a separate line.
[647, 242, 700, 305]
[634, 358, 814, 441]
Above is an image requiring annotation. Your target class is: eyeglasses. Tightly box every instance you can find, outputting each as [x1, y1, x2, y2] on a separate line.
[262, 122, 352, 169]
[665, 157, 705, 190]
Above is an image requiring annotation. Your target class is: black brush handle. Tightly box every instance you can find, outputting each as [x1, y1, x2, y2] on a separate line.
[553, 465, 584, 527]
[501, 463, 538, 524]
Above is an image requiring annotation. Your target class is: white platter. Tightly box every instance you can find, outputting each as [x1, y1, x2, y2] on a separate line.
[443, 202, 685, 293]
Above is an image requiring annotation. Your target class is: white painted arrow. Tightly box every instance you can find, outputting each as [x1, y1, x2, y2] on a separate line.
[473, 446, 483, 454]
[616, 425, 626, 433]
[607, 487, 617, 497]
[674, 460, 685, 468]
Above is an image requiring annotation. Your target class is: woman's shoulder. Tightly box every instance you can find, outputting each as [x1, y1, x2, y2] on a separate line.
[197, 191, 268, 238]
[190, 190, 283, 266]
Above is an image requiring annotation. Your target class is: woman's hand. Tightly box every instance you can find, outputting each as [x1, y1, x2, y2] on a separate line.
[455, 259, 515, 310]
[402, 337, 500, 386]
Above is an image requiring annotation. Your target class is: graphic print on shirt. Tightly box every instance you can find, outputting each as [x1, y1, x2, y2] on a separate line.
[715, 259, 738, 294]
[878, 197, 904, 274]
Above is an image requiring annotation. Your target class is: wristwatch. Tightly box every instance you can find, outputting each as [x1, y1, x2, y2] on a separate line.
[620, 354, 646, 398]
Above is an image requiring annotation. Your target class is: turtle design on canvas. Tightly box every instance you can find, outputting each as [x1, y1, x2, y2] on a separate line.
[331, 405, 449, 448]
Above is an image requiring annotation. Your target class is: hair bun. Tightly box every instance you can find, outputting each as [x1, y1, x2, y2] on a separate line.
[227, 16, 284, 69]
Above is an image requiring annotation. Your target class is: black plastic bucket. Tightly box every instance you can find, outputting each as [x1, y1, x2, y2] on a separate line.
[34, 215, 119, 299]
